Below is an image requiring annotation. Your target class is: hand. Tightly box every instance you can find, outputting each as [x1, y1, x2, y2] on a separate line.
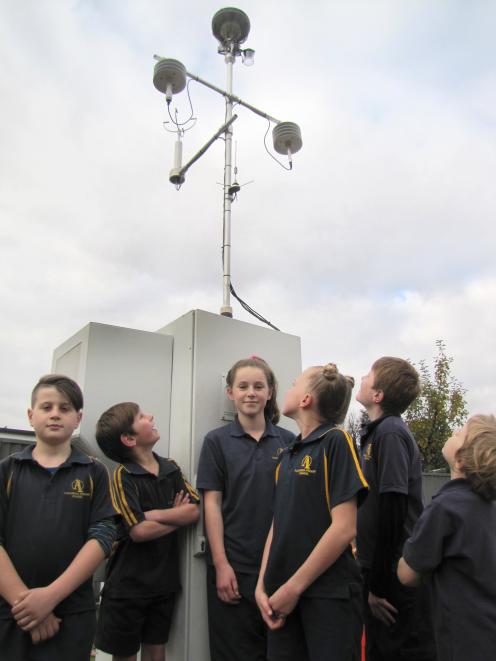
[368, 591, 398, 625]
[256, 583, 286, 630]
[12, 587, 58, 631]
[255, 583, 275, 627]
[173, 490, 190, 507]
[267, 581, 300, 628]
[215, 563, 241, 604]
[30, 613, 61, 644]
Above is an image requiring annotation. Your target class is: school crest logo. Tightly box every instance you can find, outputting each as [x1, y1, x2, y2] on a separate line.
[64, 478, 91, 499]
[295, 455, 316, 476]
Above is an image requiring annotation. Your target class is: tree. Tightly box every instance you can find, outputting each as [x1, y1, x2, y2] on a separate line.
[405, 340, 468, 470]
[346, 408, 370, 450]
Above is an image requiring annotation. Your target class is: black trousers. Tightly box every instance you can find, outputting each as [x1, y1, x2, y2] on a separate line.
[267, 587, 363, 661]
[206, 565, 267, 661]
[0, 611, 96, 661]
[362, 571, 436, 661]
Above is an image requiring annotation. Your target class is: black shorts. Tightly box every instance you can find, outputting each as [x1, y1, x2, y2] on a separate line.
[96, 593, 175, 657]
[0, 610, 96, 661]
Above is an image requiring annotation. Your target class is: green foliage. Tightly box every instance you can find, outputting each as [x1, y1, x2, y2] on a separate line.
[405, 340, 468, 470]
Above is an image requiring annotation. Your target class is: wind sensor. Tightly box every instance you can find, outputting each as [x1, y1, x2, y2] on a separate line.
[153, 7, 302, 318]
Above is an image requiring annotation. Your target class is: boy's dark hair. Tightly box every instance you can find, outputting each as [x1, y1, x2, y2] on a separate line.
[96, 402, 139, 463]
[308, 363, 355, 425]
[457, 414, 496, 501]
[372, 357, 420, 415]
[226, 356, 280, 424]
[31, 374, 83, 411]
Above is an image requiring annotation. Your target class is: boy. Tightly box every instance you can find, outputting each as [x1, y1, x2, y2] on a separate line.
[0, 374, 118, 661]
[355, 357, 435, 661]
[95, 402, 200, 661]
[398, 415, 496, 661]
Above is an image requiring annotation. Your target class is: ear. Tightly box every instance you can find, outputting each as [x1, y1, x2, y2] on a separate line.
[226, 386, 234, 402]
[27, 408, 33, 426]
[76, 411, 82, 426]
[453, 452, 465, 473]
[120, 433, 136, 449]
[300, 392, 313, 410]
[374, 389, 384, 404]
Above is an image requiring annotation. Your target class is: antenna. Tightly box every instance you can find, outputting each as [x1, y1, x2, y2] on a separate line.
[228, 143, 254, 200]
[153, 8, 303, 317]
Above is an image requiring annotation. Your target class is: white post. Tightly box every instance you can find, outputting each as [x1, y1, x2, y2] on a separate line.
[220, 51, 234, 317]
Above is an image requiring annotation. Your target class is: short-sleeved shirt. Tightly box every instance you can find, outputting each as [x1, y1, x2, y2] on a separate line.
[264, 423, 369, 599]
[356, 414, 424, 569]
[197, 418, 295, 574]
[104, 453, 200, 598]
[0, 445, 118, 617]
[402, 479, 496, 661]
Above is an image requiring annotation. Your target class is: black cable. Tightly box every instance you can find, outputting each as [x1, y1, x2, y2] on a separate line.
[167, 78, 196, 127]
[229, 282, 280, 331]
[219, 102, 279, 331]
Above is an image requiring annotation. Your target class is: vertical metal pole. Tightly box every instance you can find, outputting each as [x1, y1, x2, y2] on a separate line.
[220, 51, 234, 317]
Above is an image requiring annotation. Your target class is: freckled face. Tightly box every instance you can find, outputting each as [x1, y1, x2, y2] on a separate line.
[227, 367, 271, 419]
[131, 410, 160, 446]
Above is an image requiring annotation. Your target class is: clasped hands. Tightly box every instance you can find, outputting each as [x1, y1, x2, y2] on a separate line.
[256, 581, 300, 630]
[11, 586, 61, 644]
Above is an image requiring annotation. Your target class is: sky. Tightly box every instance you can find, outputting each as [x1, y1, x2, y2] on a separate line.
[1, 0, 495, 429]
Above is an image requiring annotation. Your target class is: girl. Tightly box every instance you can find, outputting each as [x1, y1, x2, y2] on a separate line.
[256, 364, 368, 661]
[197, 356, 295, 661]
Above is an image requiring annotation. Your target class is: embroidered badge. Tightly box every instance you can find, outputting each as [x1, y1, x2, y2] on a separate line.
[64, 479, 91, 499]
[294, 455, 316, 476]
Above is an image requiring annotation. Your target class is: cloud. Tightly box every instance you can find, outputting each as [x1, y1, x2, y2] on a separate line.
[1, 0, 495, 428]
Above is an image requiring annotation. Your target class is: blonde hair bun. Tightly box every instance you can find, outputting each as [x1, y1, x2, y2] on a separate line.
[322, 363, 339, 379]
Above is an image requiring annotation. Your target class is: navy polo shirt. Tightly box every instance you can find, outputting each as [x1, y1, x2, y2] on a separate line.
[0, 445, 118, 617]
[356, 414, 424, 569]
[197, 418, 295, 574]
[402, 479, 496, 661]
[264, 423, 368, 598]
[104, 453, 200, 598]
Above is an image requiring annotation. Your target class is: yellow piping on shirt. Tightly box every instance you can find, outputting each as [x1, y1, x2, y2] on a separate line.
[342, 430, 369, 488]
[323, 450, 332, 520]
[114, 466, 137, 527]
[100, 461, 120, 514]
[183, 479, 200, 503]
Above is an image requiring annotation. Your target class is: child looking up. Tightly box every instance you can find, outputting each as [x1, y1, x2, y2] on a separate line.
[0, 374, 118, 661]
[355, 357, 436, 661]
[256, 364, 368, 661]
[398, 414, 496, 661]
[197, 356, 294, 661]
[95, 402, 200, 661]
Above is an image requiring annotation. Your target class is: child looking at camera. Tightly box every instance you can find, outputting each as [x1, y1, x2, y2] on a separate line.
[197, 356, 294, 661]
[0, 374, 118, 661]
